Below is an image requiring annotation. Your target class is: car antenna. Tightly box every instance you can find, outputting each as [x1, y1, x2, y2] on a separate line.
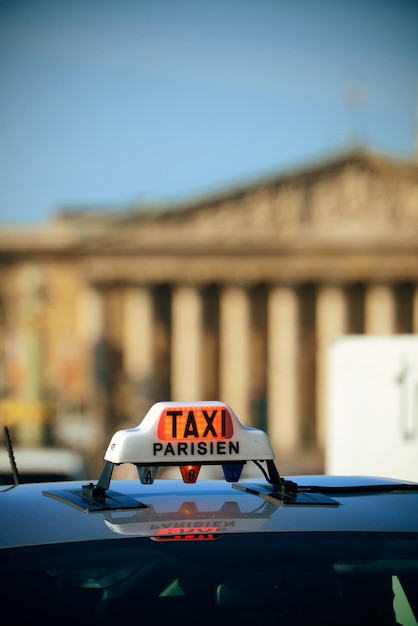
[3, 426, 20, 485]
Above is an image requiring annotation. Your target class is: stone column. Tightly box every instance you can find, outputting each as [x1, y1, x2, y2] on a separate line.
[76, 285, 107, 459]
[171, 285, 203, 401]
[77, 285, 106, 388]
[267, 285, 299, 455]
[316, 284, 348, 451]
[123, 286, 155, 412]
[364, 283, 396, 334]
[412, 286, 418, 333]
[219, 285, 251, 424]
[15, 266, 46, 445]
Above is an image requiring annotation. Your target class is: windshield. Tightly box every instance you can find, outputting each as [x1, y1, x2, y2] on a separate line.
[1, 532, 417, 626]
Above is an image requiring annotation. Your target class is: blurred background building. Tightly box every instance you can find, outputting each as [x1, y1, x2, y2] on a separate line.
[1, 146, 418, 475]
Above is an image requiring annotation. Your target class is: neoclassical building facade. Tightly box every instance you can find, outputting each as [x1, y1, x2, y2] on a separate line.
[1, 147, 418, 473]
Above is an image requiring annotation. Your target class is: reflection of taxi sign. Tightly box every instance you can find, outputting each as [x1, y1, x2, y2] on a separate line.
[103, 500, 276, 539]
[104, 401, 274, 484]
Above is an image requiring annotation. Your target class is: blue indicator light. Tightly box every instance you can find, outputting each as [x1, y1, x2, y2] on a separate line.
[222, 463, 244, 482]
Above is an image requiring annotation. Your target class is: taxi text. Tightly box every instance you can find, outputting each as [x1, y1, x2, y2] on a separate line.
[158, 407, 233, 441]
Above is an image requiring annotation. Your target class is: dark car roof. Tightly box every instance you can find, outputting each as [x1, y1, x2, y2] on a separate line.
[1, 473, 418, 549]
[2, 401, 418, 550]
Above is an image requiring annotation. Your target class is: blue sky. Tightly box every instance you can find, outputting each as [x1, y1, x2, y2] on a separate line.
[0, 0, 417, 225]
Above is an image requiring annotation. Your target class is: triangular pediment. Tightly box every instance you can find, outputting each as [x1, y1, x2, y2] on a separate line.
[49, 147, 418, 254]
[101, 148, 417, 250]
[151, 148, 417, 228]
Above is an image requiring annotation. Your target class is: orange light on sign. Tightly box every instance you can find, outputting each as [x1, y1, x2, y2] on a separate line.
[180, 465, 201, 483]
[157, 406, 233, 441]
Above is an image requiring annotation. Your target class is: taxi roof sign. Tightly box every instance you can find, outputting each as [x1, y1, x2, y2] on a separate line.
[44, 401, 341, 513]
[104, 401, 275, 465]
[45, 401, 301, 512]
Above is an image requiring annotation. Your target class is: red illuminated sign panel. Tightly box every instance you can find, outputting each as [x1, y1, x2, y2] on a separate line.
[157, 406, 233, 441]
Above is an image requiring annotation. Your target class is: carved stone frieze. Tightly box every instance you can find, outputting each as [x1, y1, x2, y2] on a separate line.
[0, 148, 417, 259]
[78, 149, 417, 252]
